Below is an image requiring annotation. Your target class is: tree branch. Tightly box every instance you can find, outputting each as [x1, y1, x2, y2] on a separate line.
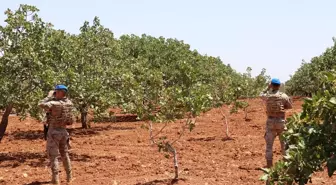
[171, 119, 189, 145]
[149, 121, 168, 145]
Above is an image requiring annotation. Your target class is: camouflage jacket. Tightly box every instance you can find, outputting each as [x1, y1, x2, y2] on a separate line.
[39, 96, 75, 128]
[260, 89, 292, 117]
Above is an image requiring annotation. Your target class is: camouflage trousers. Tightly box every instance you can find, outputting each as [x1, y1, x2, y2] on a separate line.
[47, 128, 72, 184]
[264, 117, 286, 161]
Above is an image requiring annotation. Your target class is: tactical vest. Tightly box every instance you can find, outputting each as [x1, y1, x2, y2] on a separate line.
[265, 91, 285, 117]
[49, 99, 74, 128]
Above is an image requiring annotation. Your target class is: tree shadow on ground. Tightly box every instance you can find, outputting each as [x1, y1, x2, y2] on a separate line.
[187, 136, 216, 142]
[68, 124, 136, 138]
[221, 137, 235, 142]
[0, 152, 45, 168]
[0, 151, 116, 168]
[25, 181, 50, 185]
[135, 178, 185, 185]
[9, 124, 136, 141]
[10, 130, 44, 140]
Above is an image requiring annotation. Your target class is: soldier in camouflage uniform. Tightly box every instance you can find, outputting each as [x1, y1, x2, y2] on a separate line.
[260, 78, 292, 168]
[39, 85, 74, 184]
[44, 109, 71, 149]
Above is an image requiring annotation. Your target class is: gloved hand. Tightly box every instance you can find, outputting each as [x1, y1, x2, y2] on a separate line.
[47, 90, 55, 97]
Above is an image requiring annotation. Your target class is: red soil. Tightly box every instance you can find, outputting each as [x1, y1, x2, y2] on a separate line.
[0, 97, 334, 185]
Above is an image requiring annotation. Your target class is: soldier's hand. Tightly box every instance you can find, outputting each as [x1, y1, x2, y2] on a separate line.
[47, 90, 55, 97]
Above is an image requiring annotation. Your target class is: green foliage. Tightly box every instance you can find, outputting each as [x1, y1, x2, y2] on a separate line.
[0, 4, 269, 130]
[63, 17, 120, 126]
[285, 39, 336, 96]
[264, 38, 336, 184]
[223, 67, 269, 114]
[118, 34, 227, 122]
[0, 4, 54, 120]
[0, 3, 272, 180]
[262, 69, 336, 184]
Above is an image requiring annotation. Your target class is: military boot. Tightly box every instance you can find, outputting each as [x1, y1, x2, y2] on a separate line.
[266, 159, 273, 168]
[66, 171, 73, 183]
[50, 156, 60, 184]
[62, 153, 72, 183]
[51, 173, 59, 185]
[67, 138, 71, 150]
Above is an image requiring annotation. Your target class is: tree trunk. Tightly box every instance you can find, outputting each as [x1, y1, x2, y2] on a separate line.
[244, 108, 248, 120]
[0, 104, 14, 142]
[172, 147, 179, 179]
[166, 143, 179, 180]
[223, 114, 229, 138]
[149, 121, 154, 145]
[81, 111, 88, 129]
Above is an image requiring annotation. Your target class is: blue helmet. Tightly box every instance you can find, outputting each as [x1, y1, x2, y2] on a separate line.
[55, 84, 68, 92]
[271, 78, 281, 85]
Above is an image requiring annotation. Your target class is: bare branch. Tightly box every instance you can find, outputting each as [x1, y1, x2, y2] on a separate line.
[171, 126, 186, 145]
[152, 122, 168, 139]
[149, 121, 168, 145]
[171, 118, 193, 145]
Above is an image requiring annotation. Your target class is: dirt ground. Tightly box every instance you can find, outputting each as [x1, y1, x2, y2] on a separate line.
[0, 97, 335, 185]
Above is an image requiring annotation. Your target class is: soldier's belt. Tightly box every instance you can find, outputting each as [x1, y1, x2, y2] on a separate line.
[48, 125, 67, 129]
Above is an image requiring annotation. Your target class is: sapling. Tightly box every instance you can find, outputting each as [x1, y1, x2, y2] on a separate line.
[220, 100, 249, 140]
[220, 111, 230, 139]
[149, 117, 195, 180]
[241, 102, 250, 121]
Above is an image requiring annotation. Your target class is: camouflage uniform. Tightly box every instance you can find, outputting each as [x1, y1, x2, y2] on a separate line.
[39, 96, 74, 184]
[44, 110, 71, 149]
[261, 88, 292, 167]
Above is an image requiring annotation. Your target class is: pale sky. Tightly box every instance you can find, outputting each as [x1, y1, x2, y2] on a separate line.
[1, 0, 335, 82]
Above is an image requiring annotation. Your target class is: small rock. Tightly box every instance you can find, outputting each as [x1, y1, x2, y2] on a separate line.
[244, 151, 252, 155]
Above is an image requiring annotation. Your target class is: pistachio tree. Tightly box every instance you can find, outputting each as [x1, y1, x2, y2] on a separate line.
[59, 17, 120, 128]
[285, 39, 336, 96]
[0, 4, 54, 141]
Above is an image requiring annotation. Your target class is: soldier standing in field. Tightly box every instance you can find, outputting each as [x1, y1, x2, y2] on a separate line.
[260, 78, 292, 168]
[43, 92, 71, 149]
[38, 85, 74, 184]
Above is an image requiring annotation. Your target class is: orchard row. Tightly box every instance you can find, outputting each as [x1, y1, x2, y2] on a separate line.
[0, 5, 268, 139]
